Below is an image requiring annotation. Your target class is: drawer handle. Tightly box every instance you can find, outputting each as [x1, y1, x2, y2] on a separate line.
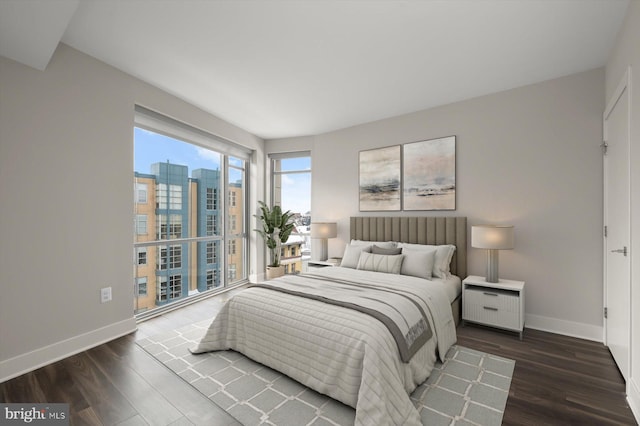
[483, 306, 498, 311]
[483, 292, 499, 296]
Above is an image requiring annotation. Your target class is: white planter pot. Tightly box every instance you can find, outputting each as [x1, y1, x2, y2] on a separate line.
[266, 265, 285, 280]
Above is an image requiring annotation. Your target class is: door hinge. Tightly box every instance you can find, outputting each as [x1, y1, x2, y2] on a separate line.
[601, 141, 608, 155]
[604, 307, 608, 319]
[604, 225, 608, 237]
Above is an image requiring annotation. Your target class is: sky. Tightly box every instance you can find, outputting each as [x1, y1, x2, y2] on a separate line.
[134, 127, 311, 215]
[275, 157, 312, 214]
[280, 173, 311, 215]
[134, 127, 222, 175]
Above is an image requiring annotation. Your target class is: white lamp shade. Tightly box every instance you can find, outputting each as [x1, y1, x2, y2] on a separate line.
[471, 225, 514, 250]
[310, 222, 337, 239]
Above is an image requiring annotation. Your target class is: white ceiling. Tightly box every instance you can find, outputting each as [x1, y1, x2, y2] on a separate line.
[0, 1, 629, 140]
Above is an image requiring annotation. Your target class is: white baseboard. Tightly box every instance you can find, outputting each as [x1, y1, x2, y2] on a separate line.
[0, 318, 137, 383]
[525, 313, 603, 342]
[629, 378, 640, 424]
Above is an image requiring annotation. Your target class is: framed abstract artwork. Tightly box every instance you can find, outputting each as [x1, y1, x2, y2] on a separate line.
[359, 145, 401, 211]
[402, 136, 456, 210]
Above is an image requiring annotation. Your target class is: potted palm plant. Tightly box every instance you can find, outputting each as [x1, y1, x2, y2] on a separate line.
[255, 201, 295, 279]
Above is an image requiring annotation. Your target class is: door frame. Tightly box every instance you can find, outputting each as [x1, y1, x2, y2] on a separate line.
[602, 66, 631, 375]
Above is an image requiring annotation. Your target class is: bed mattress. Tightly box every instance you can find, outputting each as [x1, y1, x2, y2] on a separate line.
[437, 274, 462, 303]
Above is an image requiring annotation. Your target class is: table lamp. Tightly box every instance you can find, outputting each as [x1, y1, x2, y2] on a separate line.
[471, 225, 514, 283]
[311, 222, 337, 261]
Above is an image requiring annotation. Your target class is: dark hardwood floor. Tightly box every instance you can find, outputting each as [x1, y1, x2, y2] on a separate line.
[457, 324, 636, 425]
[0, 290, 243, 426]
[2, 288, 637, 425]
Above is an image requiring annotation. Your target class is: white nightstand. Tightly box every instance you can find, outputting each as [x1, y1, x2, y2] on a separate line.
[462, 275, 525, 340]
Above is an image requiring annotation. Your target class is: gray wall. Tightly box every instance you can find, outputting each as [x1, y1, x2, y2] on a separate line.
[269, 68, 605, 340]
[606, 0, 640, 416]
[0, 44, 265, 381]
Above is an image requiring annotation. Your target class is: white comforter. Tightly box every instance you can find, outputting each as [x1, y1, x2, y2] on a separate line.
[191, 267, 457, 425]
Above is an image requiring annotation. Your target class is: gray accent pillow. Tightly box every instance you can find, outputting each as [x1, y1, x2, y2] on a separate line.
[340, 244, 372, 269]
[350, 240, 397, 248]
[371, 245, 402, 255]
[400, 249, 436, 280]
[356, 252, 404, 274]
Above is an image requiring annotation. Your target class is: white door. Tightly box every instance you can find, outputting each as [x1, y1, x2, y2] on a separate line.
[603, 70, 631, 380]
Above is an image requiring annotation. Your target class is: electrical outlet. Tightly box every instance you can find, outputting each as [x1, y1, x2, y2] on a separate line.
[101, 287, 112, 303]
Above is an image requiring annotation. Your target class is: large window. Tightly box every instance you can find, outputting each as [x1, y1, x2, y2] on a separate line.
[134, 106, 250, 316]
[270, 152, 311, 274]
[156, 214, 182, 240]
[156, 184, 182, 210]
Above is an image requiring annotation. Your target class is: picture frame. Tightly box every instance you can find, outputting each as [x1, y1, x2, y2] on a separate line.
[359, 145, 401, 211]
[402, 136, 456, 211]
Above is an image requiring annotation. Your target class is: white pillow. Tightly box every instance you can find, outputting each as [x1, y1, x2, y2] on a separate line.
[340, 244, 372, 269]
[400, 249, 436, 280]
[356, 252, 404, 274]
[397, 243, 456, 278]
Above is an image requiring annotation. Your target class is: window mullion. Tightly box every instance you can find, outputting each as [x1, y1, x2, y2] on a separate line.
[221, 155, 228, 288]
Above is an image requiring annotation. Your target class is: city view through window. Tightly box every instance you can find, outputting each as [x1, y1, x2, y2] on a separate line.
[134, 127, 247, 315]
[271, 155, 312, 275]
[133, 128, 312, 315]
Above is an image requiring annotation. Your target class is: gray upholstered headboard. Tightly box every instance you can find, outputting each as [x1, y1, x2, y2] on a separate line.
[350, 216, 467, 279]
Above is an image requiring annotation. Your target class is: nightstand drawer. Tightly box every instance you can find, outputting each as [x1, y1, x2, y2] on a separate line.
[463, 286, 520, 330]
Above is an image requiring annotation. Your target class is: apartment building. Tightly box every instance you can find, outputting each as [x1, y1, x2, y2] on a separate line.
[134, 162, 244, 314]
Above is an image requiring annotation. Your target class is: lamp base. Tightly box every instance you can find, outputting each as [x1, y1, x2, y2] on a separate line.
[485, 249, 499, 283]
[311, 239, 328, 261]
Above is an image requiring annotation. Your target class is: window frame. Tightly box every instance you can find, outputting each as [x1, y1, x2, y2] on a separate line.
[268, 151, 311, 275]
[137, 247, 147, 265]
[136, 183, 148, 203]
[134, 106, 251, 319]
[136, 277, 148, 296]
[136, 214, 148, 235]
[269, 151, 311, 209]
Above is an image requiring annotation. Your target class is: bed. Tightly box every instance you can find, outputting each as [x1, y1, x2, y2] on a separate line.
[350, 216, 467, 326]
[192, 216, 467, 425]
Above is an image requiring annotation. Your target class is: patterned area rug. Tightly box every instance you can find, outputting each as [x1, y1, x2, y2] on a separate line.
[137, 319, 515, 425]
